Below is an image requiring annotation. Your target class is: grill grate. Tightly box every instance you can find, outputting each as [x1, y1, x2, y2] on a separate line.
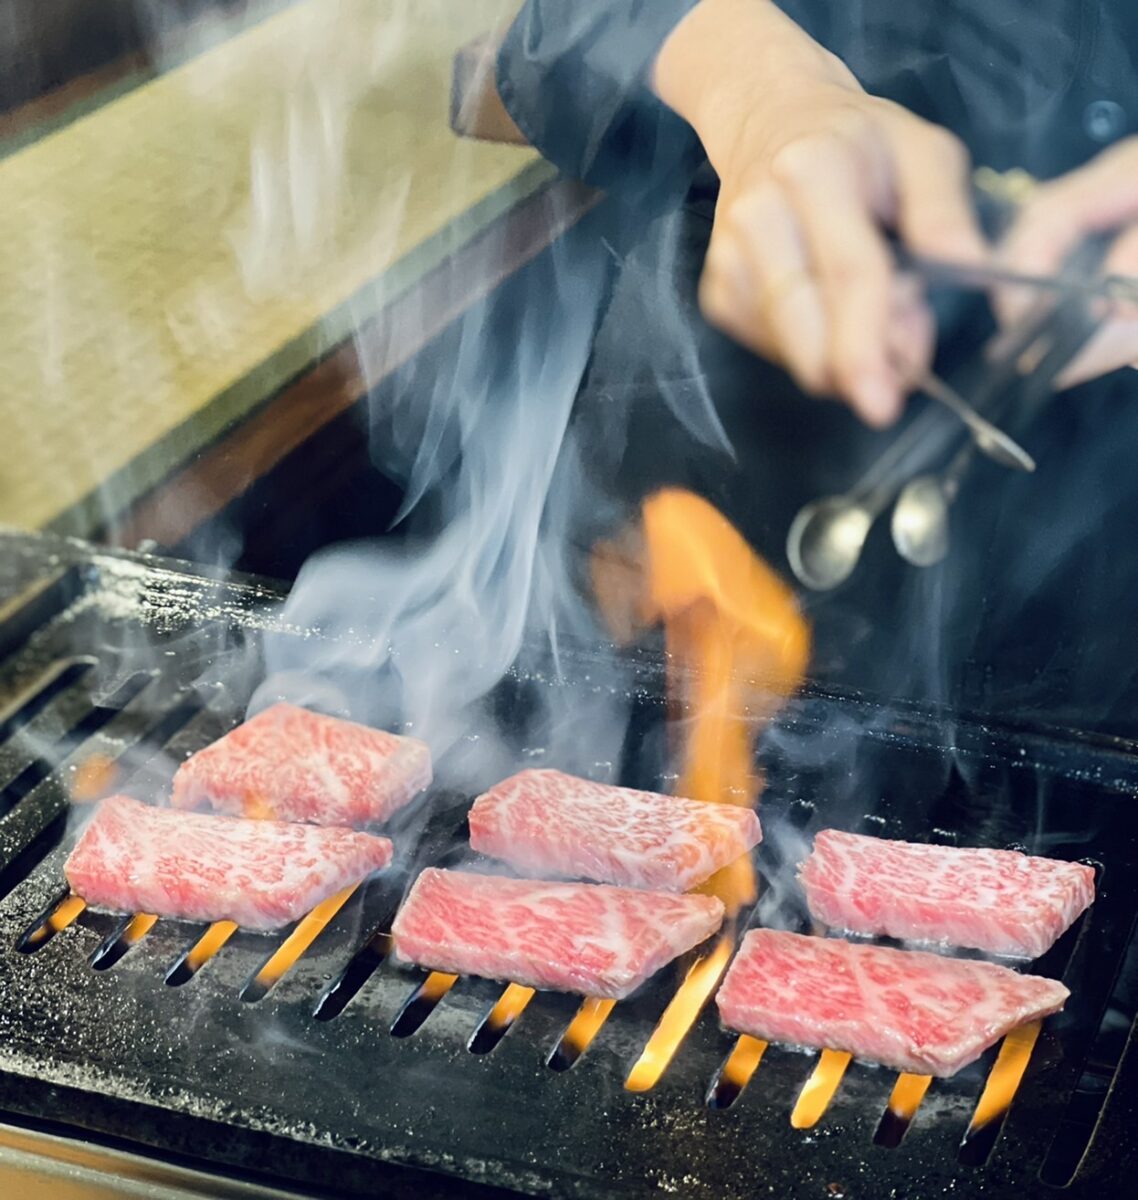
[0, 531, 1135, 1199]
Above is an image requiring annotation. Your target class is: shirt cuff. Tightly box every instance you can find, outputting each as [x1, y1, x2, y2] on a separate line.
[496, 0, 706, 212]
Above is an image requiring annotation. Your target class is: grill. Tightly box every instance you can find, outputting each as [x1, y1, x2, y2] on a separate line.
[0, 528, 1135, 1199]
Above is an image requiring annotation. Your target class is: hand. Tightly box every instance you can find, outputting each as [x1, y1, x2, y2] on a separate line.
[997, 138, 1138, 387]
[653, 0, 988, 426]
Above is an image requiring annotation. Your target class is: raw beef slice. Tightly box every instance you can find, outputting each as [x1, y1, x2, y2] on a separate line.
[716, 928, 1069, 1076]
[392, 868, 725, 998]
[800, 829, 1095, 958]
[469, 768, 761, 891]
[172, 702, 431, 827]
[65, 794, 393, 930]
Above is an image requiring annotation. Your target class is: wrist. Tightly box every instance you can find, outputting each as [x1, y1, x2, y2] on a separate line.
[652, 0, 858, 173]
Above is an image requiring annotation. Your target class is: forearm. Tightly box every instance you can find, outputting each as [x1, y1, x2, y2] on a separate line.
[651, 0, 857, 173]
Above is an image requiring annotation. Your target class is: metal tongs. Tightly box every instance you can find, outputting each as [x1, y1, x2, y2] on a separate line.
[787, 233, 1124, 591]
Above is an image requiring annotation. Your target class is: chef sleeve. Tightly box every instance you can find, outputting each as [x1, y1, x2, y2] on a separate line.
[495, 0, 706, 211]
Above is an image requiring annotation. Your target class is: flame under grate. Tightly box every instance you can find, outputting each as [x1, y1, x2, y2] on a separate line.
[12, 850, 1090, 1167]
[0, 536, 1135, 1200]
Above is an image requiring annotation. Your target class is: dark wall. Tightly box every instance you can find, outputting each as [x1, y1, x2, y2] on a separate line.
[0, 0, 275, 115]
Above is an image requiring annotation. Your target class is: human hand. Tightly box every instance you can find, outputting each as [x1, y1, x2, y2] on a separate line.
[653, 0, 988, 426]
[997, 138, 1138, 387]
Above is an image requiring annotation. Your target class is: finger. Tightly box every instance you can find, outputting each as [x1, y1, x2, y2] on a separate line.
[889, 120, 989, 266]
[999, 139, 1138, 292]
[700, 185, 830, 393]
[1058, 223, 1138, 387]
[887, 272, 936, 386]
[773, 135, 901, 425]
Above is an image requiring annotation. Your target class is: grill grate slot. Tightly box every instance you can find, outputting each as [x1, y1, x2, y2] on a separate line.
[791, 1050, 853, 1130]
[0, 660, 93, 750]
[705, 1034, 767, 1109]
[1039, 916, 1138, 1186]
[874, 1074, 934, 1148]
[16, 891, 87, 953]
[626, 937, 733, 1093]
[89, 693, 211, 798]
[90, 912, 158, 971]
[165, 921, 238, 987]
[240, 884, 358, 1003]
[547, 997, 617, 1072]
[468, 983, 535, 1054]
[391, 972, 457, 1038]
[958, 1020, 1043, 1165]
[313, 930, 392, 1021]
[1, 673, 152, 817]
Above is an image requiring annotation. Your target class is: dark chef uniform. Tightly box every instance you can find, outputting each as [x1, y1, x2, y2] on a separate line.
[495, 1, 1138, 740]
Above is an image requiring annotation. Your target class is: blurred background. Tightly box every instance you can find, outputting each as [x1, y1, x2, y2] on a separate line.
[0, 0, 545, 556]
[5, 0, 1138, 742]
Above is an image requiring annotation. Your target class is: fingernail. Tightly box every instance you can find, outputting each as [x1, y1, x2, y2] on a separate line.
[854, 374, 901, 427]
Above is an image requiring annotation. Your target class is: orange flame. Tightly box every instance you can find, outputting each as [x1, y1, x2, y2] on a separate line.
[721, 1033, 768, 1091]
[558, 997, 617, 1060]
[791, 1048, 853, 1128]
[967, 1020, 1041, 1131]
[625, 936, 734, 1092]
[122, 912, 158, 944]
[485, 982, 535, 1031]
[593, 489, 810, 913]
[23, 894, 87, 948]
[250, 884, 356, 990]
[70, 754, 119, 803]
[420, 971, 459, 1002]
[184, 920, 238, 972]
[888, 1072, 933, 1121]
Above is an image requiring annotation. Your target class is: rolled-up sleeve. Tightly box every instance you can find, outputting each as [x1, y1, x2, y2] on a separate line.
[496, 0, 705, 210]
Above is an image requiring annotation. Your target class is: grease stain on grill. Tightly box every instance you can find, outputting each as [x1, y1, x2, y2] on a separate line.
[90, 912, 158, 970]
[313, 930, 391, 1021]
[391, 971, 458, 1037]
[468, 982, 535, 1054]
[787, 797, 815, 829]
[548, 996, 617, 1072]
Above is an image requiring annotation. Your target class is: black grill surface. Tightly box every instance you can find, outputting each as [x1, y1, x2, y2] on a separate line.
[0, 530, 1135, 1200]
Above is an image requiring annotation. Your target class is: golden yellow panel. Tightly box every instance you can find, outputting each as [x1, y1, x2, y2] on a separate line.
[0, 0, 542, 534]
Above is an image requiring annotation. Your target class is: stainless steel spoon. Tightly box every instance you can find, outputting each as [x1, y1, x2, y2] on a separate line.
[786, 404, 960, 591]
[890, 443, 974, 567]
[785, 365, 1026, 590]
[787, 491, 884, 592]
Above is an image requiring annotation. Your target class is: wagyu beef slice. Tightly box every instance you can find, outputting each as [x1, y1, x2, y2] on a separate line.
[469, 768, 760, 892]
[800, 829, 1095, 958]
[392, 868, 725, 998]
[172, 702, 431, 827]
[716, 928, 1069, 1077]
[65, 794, 392, 930]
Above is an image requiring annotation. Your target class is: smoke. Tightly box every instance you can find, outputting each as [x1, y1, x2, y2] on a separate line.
[257, 206, 629, 788]
[21, 0, 1137, 861]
